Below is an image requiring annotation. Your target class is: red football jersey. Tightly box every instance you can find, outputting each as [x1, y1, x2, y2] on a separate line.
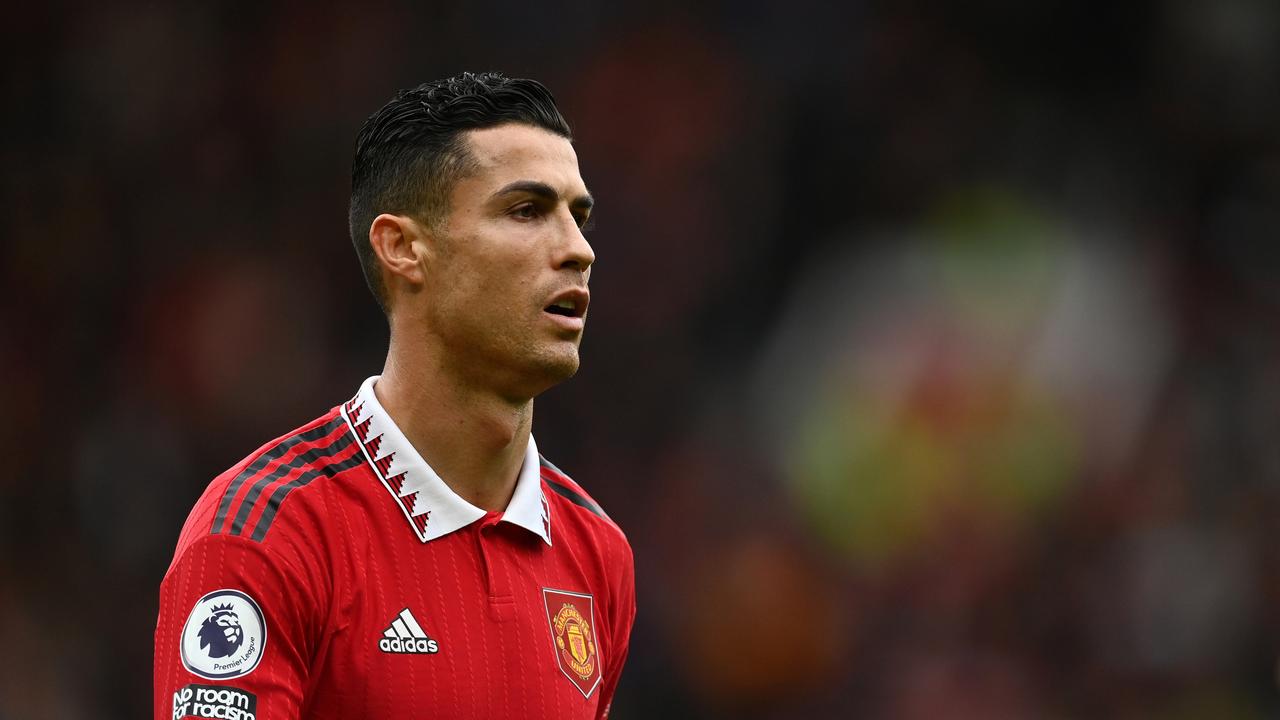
[155, 377, 636, 720]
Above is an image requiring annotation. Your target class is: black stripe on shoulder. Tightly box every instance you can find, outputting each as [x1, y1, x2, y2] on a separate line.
[538, 454, 569, 477]
[226, 426, 356, 537]
[211, 416, 346, 535]
[544, 477, 608, 521]
[247, 446, 365, 542]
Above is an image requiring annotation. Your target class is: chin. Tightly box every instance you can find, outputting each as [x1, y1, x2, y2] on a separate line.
[543, 353, 581, 382]
[530, 346, 581, 386]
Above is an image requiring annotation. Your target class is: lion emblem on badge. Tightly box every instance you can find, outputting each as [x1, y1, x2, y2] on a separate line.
[198, 603, 243, 658]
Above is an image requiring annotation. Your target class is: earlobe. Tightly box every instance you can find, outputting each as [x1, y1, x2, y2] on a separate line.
[369, 214, 427, 288]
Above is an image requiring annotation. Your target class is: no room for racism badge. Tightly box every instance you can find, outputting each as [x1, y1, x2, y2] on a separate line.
[180, 589, 267, 680]
[542, 588, 602, 698]
[172, 684, 257, 720]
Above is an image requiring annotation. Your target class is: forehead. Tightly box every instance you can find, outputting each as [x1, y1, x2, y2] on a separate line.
[458, 124, 586, 197]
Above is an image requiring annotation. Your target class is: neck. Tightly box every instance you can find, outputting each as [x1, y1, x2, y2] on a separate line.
[375, 334, 533, 513]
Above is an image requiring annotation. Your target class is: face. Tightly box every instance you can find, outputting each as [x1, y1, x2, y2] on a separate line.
[418, 123, 595, 398]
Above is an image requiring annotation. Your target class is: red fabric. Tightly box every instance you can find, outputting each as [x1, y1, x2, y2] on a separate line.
[155, 406, 636, 719]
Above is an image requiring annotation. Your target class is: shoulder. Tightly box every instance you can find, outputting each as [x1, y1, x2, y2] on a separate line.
[538, 454, 630, 551]
[538, 456, 636, 625]
[168, 406, 365, 572]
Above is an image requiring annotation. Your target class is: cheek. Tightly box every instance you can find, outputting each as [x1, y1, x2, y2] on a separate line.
[455, 256, 537, 311]
[432, 231, 546, 328]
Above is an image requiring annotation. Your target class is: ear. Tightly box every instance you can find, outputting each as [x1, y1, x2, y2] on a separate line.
[368, 213, 431, 290]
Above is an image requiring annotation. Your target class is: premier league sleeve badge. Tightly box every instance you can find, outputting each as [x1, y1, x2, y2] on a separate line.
[180, 589, 267, 680]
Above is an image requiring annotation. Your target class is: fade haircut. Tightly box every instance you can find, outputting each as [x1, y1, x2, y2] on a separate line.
[349, 72, 573, 314]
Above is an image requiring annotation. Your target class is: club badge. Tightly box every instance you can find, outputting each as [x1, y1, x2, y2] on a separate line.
[542, 588, 601, 698]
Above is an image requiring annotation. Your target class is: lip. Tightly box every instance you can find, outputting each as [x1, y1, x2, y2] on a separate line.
[543, 287, 589, 330]
[546, 288, 590, 316]
[544, 312, 585, 331]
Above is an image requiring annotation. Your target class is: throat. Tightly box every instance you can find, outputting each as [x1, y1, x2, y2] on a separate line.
[374, 368, 532, 512]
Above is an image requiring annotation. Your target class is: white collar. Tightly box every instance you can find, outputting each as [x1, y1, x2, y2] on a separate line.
[342, 376, 552, 545]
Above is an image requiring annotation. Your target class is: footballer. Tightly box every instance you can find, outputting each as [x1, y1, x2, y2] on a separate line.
[155, 72, 636, 720]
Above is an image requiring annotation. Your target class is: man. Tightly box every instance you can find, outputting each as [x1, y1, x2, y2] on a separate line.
[154, 72, 635, 720]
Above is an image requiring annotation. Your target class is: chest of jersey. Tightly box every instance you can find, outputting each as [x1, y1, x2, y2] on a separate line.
[303, 512, 607, 719]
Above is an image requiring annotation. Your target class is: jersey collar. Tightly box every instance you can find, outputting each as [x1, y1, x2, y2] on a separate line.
[342, 375, 552, 546]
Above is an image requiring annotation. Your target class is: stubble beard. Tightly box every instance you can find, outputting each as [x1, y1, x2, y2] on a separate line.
[438, 315, 583, 403]
[505, 327, 582, 398]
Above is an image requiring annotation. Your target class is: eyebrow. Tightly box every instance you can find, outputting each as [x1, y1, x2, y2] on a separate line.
[493, 180, 594, 212]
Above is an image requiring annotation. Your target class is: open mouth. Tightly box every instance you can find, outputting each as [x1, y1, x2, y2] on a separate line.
[544, 292, 588, 320]
[545, 299, 580, 318]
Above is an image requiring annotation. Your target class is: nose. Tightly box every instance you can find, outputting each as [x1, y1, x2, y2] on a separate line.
[557, 214, 595, 276]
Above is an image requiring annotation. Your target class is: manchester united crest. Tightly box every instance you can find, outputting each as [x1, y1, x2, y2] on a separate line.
[542, 588, 602, 698]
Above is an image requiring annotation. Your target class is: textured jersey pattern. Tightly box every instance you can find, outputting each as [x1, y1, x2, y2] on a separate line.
[156, 403, 636, 720]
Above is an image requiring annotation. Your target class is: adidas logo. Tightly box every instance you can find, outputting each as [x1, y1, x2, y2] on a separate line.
[379, 608, 440, 654]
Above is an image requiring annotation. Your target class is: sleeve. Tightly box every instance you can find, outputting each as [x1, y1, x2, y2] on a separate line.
[595, 539, 637, 720]
[155, 532, 328, 720]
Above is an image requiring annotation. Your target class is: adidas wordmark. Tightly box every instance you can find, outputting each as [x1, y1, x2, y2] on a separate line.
[379, 608, 440, 654]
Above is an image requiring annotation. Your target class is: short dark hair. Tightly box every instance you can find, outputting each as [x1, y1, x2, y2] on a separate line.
[349, 72, 573, 314]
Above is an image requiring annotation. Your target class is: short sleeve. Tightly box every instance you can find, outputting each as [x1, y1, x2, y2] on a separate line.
[154, 532, 327, 720]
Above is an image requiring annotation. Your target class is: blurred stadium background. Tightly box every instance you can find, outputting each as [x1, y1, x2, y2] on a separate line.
[3, 1, 1279, 718]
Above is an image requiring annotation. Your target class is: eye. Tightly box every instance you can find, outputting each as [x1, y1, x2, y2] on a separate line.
[511, 203, 540, 220]
[574, 213, 594, 231]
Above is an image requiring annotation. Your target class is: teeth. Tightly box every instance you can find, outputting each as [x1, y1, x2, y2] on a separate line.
[554, 299, 575, 310]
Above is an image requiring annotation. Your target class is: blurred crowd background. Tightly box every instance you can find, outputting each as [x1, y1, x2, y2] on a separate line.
[3, 1, 1279, 718]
